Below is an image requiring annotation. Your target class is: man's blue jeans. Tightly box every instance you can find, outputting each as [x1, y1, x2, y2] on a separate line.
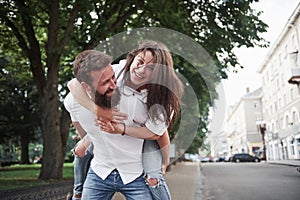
[143, 140, 171, 200]
[73, 146, 93, 198]
[82, 168, 152, 200]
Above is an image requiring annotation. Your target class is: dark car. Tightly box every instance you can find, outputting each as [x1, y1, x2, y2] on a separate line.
[230, 153, 260, 163]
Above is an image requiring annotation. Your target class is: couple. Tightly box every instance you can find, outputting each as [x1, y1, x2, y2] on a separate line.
[64, 40, 184, 199]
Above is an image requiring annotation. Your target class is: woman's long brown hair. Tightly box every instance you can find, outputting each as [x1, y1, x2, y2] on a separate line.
[121, 40, 184, 129]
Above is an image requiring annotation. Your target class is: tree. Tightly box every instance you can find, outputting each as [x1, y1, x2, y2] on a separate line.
[0, 0, 268, 180]
[0, 52, 40, 164]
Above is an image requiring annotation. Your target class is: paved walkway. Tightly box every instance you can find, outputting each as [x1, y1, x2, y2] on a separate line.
[112, 161, 201, 200]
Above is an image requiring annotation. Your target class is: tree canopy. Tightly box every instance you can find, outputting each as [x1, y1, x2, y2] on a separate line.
[0, 0, 268, 180]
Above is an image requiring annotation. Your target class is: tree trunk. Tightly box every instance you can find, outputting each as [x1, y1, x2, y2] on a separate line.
[60, 106, 72, 162]
[20, 134, 29, 164]
[38, 82, 64, 180]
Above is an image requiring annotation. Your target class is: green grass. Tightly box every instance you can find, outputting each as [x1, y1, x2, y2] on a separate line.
[0, 163, 74, 191]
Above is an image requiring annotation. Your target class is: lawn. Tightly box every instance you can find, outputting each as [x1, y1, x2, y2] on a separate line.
[0, 163, 74, 191]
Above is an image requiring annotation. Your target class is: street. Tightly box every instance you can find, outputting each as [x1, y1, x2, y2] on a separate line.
[200, 162, 300, 200]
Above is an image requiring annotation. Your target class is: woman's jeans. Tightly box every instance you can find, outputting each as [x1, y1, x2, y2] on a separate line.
[73, 144, 93, 198]
[143, 140, 172, 200]
[82, 168, 152, 200]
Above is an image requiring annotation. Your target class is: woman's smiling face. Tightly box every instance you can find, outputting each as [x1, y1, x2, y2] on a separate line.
[129, 50, 155, 87]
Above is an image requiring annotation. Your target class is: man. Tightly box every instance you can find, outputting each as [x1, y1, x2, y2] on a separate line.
[66, 50, 96, 200]
[64, 50, 152, 199]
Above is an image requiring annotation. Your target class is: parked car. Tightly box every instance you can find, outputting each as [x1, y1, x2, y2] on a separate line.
[200, 156, 214, 163]
[230, 153, 260, 163]
[200, 157, 210, 163]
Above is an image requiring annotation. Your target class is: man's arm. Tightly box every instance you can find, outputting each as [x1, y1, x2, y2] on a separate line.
[68, 78, 113, 120]
[74, 135, 91, 157]
[72, 121, 87, 139]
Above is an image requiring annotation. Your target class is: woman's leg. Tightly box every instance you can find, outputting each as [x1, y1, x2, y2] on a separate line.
[142, 140, 172, 200]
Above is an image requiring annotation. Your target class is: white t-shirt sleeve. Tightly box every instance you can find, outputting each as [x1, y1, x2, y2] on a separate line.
[145, 114, 168, 136]
[64, 92, 79, 122]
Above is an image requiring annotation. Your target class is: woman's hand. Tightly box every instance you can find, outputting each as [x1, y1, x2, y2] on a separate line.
[112, 108, 128, 123]
[96, 107, 127, 122]
[95, 119, 124, 134]
[162, 163, 169, 176]
[95, 106, 113, 121]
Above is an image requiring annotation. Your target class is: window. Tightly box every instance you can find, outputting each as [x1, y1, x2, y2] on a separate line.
[284, 44, 288, 59]
[286, 115, 290, 127]
[279, 98, 282, 109]
[292, 34, 297, 49]
[279, 53, 282, 64]
[297, 138, 300, 155]
[271, 123, 275, 132]
[281, 117, 284, 129]
[283, 94, 287, 105]
[290, 140, 295, 156]
[256, 113, 262, 121]
[270, 105, 273, 114]
[292, 111, 298, 125]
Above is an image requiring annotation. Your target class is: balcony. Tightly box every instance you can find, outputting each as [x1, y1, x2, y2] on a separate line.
[287, 51, 300, 84]
[288, 67, 300, 84]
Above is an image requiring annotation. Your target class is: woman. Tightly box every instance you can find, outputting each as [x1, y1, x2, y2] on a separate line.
[70, 40, 183, 200]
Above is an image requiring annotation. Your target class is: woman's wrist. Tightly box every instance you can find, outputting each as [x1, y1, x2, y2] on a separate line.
[121, 123, 126, 136]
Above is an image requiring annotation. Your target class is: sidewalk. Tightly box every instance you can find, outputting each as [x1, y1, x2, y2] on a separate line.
[165, 161, 201, 200]
[112, 161, 201, 200]
[267, 159, 300, 167]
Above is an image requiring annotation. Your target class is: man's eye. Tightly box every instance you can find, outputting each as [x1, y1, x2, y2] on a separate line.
[147, 65, 155, 71]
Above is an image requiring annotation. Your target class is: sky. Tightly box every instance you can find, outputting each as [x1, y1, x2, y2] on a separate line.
[222, 0, 300, 106]
[209, 0, 300, 138]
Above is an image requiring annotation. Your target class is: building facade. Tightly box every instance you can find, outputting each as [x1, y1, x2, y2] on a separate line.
[258, 3, 300, 160]
[210, 3, 300, 161]
[224, 88, 263, 157]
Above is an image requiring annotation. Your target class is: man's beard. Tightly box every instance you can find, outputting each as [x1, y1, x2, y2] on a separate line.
[93, 87, 121, 108]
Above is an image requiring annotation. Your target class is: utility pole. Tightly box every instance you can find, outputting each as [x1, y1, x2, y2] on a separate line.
[258, 124, 267, 160]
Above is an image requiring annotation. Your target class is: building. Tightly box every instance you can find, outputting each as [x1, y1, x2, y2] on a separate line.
[224, 88, 263, 157]
[257, 3, 300, 160]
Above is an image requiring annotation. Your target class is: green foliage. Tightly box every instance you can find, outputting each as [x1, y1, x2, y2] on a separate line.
[0, 48, 40, 146]
[0, 163, 74, 190]
[0, 0, 268, 177]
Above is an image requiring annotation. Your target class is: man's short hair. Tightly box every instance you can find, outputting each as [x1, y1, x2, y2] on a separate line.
[73, 50, 112, 85]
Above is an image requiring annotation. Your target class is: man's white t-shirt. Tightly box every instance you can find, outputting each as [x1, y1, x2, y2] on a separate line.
[64, 60, 168, 184]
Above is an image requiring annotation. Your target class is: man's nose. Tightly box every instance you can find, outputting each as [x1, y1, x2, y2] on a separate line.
[109, 78, 117, 89]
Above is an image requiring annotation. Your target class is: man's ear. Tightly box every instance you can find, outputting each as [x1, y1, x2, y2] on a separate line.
[81, 82, 90, 90]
